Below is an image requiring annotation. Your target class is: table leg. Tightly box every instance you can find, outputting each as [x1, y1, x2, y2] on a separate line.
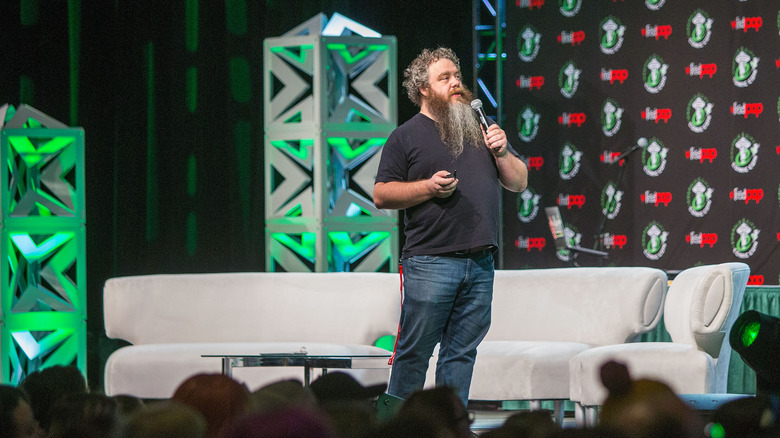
[222, 357, 233, 378]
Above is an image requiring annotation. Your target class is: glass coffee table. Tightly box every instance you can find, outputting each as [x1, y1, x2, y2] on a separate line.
[202, 353, 392, 386]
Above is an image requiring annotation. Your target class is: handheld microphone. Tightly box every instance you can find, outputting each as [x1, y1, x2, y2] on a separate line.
[610, 137, 648, 164]
[470, 99, 491, 132]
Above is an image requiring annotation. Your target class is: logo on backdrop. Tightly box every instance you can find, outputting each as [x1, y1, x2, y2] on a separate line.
[645, 0, 666, 11]
[600, 68, 628, 84]
[559, 0, 582, 17]
[515, 235, 546, 252]
[559, 61, 581, 98]
[730, 133, 760, 173]
[642, 221, 669, 260]
[687, 10, 714, 49]
[687, 178, 714, 217]
[517, 105, 541, 142]
[556, 224, 582, 263]
[518, 25, 542, 62]
[642, 24, 672, 40]
[601, 181, 623, 220]
[733, 48, 760, 88]
[641, 138, 668, 177]
[686, 231, 718, 248]
[687, 94, 714, 133]
[731, 219, 760, 259]
[643, 55, 669, 94]
[731, 102, 763, 118]
[730, 187, 764, 204]
[517, 75, 545, 90]
[686, 147, 717, 163]
[600, 16, 626, 55]
[641, 190, 672, 207]
[601, 99, 624, 137]
[557, 193, 586, 209]
[516, 187, 542, 223]
[732, 16, 762, 32]
[559, 142, 582, 180]
[601, 233, 628, 250]
[686, 63, 717, 78]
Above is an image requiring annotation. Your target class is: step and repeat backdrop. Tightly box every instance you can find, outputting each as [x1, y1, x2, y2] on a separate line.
[503, 0, 780, 284]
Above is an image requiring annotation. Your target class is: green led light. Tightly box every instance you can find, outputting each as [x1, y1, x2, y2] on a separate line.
[374, 335, 395, 352]
[8, 136, 74, 167]
[741, 321, 760, 347]
[327, 138, 386, 160]
[327, 44, 388, 64]
[10, 233, 74, 261]
[271, 139, 313, 161]
[272, 233, 316, 260]
[708, 422, 725, 438]
[329, 231, 390, 259]
[270, 45, 313, 64]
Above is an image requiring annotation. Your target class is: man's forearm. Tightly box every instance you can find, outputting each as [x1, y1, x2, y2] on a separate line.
[373, 180, 434, 210]
[495, 153, 528, 192]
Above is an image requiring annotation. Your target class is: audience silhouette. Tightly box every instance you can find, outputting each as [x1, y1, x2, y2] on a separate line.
[4, 362, 777, 438]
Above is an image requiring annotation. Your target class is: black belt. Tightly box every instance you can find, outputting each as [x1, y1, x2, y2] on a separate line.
[441, 245, 495, 258]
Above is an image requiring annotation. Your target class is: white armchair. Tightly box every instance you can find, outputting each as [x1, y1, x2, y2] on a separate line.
[568, 262, 750, 426]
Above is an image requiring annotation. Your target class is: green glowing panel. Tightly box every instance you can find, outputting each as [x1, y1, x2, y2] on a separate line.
[1, 110, 86, 384]
[741, 321, 760, 347]
[327, 137, 386, 161]
[271, 139, 314, 161]
[270, 45, 314, 65]
[226, 0, 247, 35]
[327, 43, 389, 64]
[329, 231, 389, 259]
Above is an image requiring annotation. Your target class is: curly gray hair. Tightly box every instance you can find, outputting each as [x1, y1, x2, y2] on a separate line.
[402, 47, 461, 107]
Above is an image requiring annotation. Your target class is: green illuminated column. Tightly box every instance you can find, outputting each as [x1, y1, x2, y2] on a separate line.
[264, 14, 398, 272]
[0, 104, 86, 384]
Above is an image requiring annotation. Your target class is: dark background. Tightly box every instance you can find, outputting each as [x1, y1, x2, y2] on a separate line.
[0, 0, 474, 389]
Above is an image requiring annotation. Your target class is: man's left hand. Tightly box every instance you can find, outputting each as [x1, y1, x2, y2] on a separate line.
[483, 124, 508, 158]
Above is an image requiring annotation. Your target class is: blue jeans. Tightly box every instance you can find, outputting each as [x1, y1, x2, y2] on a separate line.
[387, 252, 494, 406]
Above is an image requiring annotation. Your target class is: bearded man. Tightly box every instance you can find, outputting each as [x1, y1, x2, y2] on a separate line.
[374, 47, 528, 407]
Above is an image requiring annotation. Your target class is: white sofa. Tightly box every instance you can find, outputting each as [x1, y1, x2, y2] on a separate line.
[103, 267, 668, 403]
[568, 262, 750, 426]
[424, 267, 667, 419]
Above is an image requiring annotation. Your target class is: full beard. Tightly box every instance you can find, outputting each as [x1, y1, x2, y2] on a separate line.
[427, 87, 485, 158]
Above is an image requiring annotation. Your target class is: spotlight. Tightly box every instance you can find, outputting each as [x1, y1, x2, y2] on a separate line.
[729, 310, 780, 396]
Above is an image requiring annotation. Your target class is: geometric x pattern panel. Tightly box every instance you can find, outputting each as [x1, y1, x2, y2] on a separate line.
[264, 30, 398, 272]
[1, 105, 86, 385]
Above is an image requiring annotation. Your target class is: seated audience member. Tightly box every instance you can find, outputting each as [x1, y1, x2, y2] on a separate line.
[19, 365, 88, 431]
[0, 385, 43, 438]
[250, 379, 317, 414]
[46, 393, 120, 438]
[309, 372, 387, 438]
[172, 373, 251, 438]
[598, 360, 702, 438]
[480, 410, 560, 438]
[395, 386, 473, 438]
[219, 405, 336, 438]
[111, 394, 145, 417]
[124, 400, 206, 438]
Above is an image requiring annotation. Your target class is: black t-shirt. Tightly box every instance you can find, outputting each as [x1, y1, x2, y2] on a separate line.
[375, 113, 519, 257]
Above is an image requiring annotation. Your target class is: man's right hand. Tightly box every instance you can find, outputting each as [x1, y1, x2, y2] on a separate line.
[429, 170, 458, 198]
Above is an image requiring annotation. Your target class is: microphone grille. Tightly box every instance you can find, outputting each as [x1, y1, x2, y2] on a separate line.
[470, 99, 483, 110]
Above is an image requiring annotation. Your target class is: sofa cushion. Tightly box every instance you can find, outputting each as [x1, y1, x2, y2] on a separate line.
[105, 342, 391, 398]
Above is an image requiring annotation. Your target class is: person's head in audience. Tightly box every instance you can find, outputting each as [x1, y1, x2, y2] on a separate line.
[124, 400, 206, 438]
[111, 394, 145, 417]
[46, 393, 120, 438]
[396, 386, 472, 438]
[309, 373, 386, 438]
[218, 405, 335, 438]
[0, 385, 42, 438]
[250, 379, 317, 414]
[375, 411, 452, 438]
[19, 365, 88, 431]
[598, 360, 700, 438]
[172, 373, 250, 438]
[480, 410, 560, 438]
